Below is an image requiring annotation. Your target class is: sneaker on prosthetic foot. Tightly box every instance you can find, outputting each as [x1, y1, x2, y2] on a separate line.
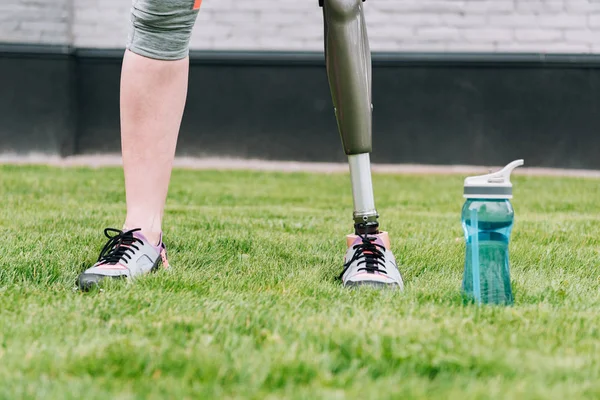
[340, 231, 404, 289]
[77, 228, 169, 291]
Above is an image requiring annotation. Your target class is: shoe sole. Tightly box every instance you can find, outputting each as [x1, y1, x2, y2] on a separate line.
[77, 257, 163, 292]
[77, 273, 125, 291]
[344, 280, 402, 289]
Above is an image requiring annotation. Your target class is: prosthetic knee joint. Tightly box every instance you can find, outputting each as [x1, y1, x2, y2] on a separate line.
[321, 0, 377, 234]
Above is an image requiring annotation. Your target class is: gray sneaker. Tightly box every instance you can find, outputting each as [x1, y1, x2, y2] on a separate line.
[339, 231, 404, 289]
[77, 228, 169, 291]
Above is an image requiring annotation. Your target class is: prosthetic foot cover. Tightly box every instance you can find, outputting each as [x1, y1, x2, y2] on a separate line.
[322, 0, 373, 155]
[127, 0, 201, 60]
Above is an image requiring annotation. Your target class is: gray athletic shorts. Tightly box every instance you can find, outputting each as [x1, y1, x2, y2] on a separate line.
[127, 0, 201, 60]
[125, 0, 357, 60]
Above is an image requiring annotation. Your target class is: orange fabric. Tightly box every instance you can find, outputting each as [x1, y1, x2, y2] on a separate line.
[192, 0, 202, 9]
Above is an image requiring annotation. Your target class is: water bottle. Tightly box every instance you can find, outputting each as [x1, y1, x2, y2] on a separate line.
[461, 159, 524, 305]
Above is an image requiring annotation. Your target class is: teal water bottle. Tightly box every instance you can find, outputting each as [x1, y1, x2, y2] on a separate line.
[461, 160, 524, 305]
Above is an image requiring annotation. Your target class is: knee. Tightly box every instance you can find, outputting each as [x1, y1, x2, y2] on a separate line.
[127, 0, 199, 61]
[322, 0, 364, 20]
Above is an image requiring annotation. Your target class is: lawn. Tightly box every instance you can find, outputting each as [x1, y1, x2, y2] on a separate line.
[1, 164, 600, 399]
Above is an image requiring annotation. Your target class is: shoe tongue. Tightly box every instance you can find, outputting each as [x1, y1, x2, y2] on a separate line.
[352, 235, 384, 248]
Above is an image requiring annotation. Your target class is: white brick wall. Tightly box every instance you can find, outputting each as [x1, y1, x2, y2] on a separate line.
[2, 0, 600, 53]
[0, 0, 71, 45]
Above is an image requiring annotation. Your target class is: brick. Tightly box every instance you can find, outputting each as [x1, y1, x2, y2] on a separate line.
[364, 11, 396, 25]
[381, 1, 467, 14]
[396, 41, 448, 51]
[537, 15, 587, 28]
[212, 11, 259, 24]
[416, 26, 460, 40]
[258, 37, 314, 51]
[461, 28, 513, 42]
[514, 0, 564, 13]
[370, 41, 404, 52]
[441, 14, 488, 27]
[589, 14, 600, 28]
[464, 0, 514, 14]
[567, 0, 590, 9]
[514, 28, 563, 42]
[565, 29, 599, 44]
[393, 14, 444, 27]
[258, 11, 314, 25]
[368, 26, 413, 40]
[278, 26, 323, 40]
[194, 24, 234, 39]
[544, 43, 590, 53]
[567, 1, 600, 13]
[488, 14, 539, 27]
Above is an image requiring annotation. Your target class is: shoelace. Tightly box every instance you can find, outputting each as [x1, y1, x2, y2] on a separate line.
[338, 233, 387, 280]
[97, 228, 143, 265]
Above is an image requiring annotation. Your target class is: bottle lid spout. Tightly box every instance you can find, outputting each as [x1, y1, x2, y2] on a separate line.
[495, 159, 524, 181]
[464, 159, 524, 199]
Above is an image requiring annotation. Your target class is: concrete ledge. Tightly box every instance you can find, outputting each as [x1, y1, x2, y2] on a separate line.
[76, 48, 600, 68]
[3, 154, 600, 179]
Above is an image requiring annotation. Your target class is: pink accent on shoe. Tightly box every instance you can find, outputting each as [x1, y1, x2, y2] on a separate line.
[353, 272, 391, 279]
[160, 247, 170, 269]
[128, 229, 168, 268]
[96, 263, 128, 270]
[346, 231, 391, 250]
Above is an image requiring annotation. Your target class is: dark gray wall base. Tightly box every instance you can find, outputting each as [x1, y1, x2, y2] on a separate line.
[2, 45, 600, 168]
[0, 45, 76, 156]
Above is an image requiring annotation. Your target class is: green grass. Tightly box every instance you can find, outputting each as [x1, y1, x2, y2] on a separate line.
[2, 164, 600, 399]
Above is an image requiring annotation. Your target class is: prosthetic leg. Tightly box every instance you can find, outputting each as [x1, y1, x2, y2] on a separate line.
[321, 0, 403, 288]
[321, 0, 377, 235]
